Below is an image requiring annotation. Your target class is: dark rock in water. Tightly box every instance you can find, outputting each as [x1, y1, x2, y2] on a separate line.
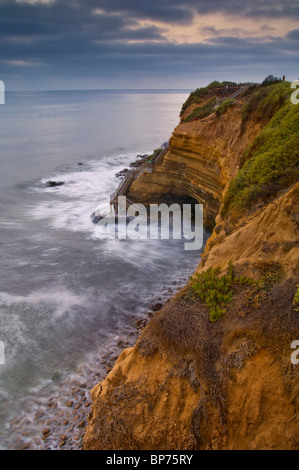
[116, 168, 129, 178]
[91, 211, 104, 224]
[77, 162, 84, 166]
[130, 160, 143, 168]
[151, 302, 163, 312]
[46, 180, 64, 187]
[91, 211, 136, 224]
[137, 154, 148, 159]
[51, 371, 63, 383]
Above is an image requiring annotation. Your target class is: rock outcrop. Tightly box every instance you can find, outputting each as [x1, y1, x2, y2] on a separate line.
[127, 86, 262, 228]
[84, 82, 299, 450]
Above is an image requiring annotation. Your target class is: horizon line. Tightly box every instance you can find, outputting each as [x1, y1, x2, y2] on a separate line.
[6, 88, 194, 93]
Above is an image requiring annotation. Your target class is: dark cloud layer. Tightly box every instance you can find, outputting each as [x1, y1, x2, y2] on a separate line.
[0, 0, 298, 89]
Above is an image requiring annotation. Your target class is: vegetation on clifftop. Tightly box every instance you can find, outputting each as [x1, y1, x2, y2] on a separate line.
[241, 81, 292, 128]
[180, 80, 238, 117]
[215, 98, 236, 117]
[183, 97, 217, 122]
[222, 82, 299, 216]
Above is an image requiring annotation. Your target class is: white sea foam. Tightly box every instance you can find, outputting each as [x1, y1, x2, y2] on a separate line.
[29, 154, 139, 235]
[0, 287, 88, 319]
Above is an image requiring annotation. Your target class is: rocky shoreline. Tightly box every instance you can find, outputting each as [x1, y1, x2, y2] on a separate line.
[115, 153, 151, 179]
[4, 275, 189, 450]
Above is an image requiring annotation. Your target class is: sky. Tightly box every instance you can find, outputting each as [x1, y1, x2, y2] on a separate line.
[0, 0, 299, 90]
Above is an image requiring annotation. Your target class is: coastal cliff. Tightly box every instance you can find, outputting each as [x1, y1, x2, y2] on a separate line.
[84, 81, 299, 450]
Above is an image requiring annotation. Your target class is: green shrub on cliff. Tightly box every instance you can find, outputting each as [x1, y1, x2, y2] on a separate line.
[190, 261, 280, 322]
[241, 82, 291, 132]
[222, 92, 299, 216]
[190, 264, 234, 322]
[184, 97, 217, 122]
[190, 261, 256, 322]
[180, 81, 237, 117]
[293, 286, 299, 312]
[215, 98, 236, 117]
[255, 81, 291, 123]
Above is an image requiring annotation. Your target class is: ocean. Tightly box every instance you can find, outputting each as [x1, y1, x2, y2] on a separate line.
[0, 90, 206, 449]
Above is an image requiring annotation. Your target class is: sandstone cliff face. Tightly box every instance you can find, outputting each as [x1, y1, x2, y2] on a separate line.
[84, 86, 299, 450]
[202, 183, 299, 278]
[128, 100, 262, 228]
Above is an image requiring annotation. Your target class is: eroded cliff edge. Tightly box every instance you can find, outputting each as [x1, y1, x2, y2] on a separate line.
[84, 81, 299, 450]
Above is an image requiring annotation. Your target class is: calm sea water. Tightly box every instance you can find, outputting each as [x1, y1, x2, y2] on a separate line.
[0, 90, 206, 448]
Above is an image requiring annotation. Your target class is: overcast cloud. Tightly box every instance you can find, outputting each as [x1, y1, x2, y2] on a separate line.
[0, 0, 298, 90]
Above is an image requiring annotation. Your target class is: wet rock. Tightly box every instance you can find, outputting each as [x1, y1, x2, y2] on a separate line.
[48, 402, 57, 409]
[46, 181, 64, 187]
[134, 319, 147, 330]
[42, 430, 51, 441]
[129, 159, 143, 168]
[20, 442, 31, 450]
[117, 339, 126, 348]
[10, 417, 20, 426]
[151, 302, 163, 311]
[90, 211, 105, 224]
[34, 411, 45, 420]
[14, 438, 30, 450]
[116, 168, 130, 178]
[51, 371, 63, 383]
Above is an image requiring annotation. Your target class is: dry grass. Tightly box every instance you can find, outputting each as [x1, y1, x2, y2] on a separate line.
[136, 274, 299, 449]
[89, 379, 151, 450]
[85, 269, 299, 450]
